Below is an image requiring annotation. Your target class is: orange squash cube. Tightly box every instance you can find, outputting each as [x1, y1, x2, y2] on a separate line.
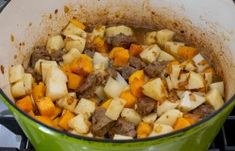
[16, 96, 33, 112]
[67, 72, 83, 90]
[109, 47, 129, 67]
[70, 54, 93, 76]
[37, 97, 56, 117]
[32, 82, 45, 101]
[129, 44, 143, 56]
[120, 90, 137, 108]
[178, 46, 198, 60]
[173, 117, 191, 130]
[58, 110, 75, 130]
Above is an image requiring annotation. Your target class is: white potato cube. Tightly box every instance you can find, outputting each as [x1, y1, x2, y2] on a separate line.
[45, 66, 67, 83]
[105, 98, 126, 120]
[205, 72, 213, 87]
[46, 35, 64, 53]
[116, 73, 129, 90]
[144, 31, 157, 45]
[95, 86, 106, 100]
[63, 48, 81, 64]
[63, 23, 87, 38]
[187, 71, 205, 89]
[155, 109, 183, 126]
[34, 59, 58, 74]
[23, 73, 34, 94]
[184, 61, 196, 72]
[113, 134, 133, 140]
[142, 113, 158, 124]
[170, 65, 181, 89]
[69, 114, 91, 134]
[156, 29, 175, 46]
[206, 89, 224, 110]
[178, 91, 206, 112]
[74, 98, 96, 118]
[41, 61, 58, 82]
[193, 54, 209, 72]
[105, 25, 133, 37]
[143, 78, 168, 101]
[93, 52, 109, 71]
[121, 108, 141, 125]
[164, 41, 185, 55]
[11, 80, 26, 98]
[157, 100, 179, 116]
[209, 82, 224, 97]
[9, 64, 24, 83]
[57, 95, 78, 112]
[104, 77, 126, 98]
[91, 25, 106, 39]
[166, 76, 173, 91]
[65, 36, 86, 52]
[158, 50, 175, 62]
[140, 44, 161, 63]
[150, 123, 173, 136]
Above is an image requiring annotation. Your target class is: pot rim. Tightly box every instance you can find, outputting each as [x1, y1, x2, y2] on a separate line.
[1, 89, 234, 143]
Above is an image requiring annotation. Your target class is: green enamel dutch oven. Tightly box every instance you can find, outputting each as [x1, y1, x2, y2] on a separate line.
[0, 0, 235, 151]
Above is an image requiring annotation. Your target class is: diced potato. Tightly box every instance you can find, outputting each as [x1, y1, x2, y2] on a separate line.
[63, 48, 81, 64]
[9, 64, 24, 83]
[205, 72, 213, 87]
[178, 91, 206, 112]
[57, 95, 78, 112]
[156, 29, 175, 47]
[46, 35, 64, 53]
[95, 86, 106, 100]
[65, 35, 86, 52]
[74, 98, 96, 118]
[105, 25, 133, 37]
[209, 82, 224, 97]
[150, 123, 173, 136]
[91, 25, 106, 39]
[142, 113, 158, 124]
[206, 89, 224, 110]
[121, 108, 141, 125]
[170, 65, 181, 89]
[142, 78, 168, 101]
[41, 61, 58, 82]
[155, 109, 183, 126]
[144, 31, 157, 45]
[164, 41, 185, 55]
[166, 76, 173, 91]
[37, 97, 56, 117]
[23, 73, 34, 94]
[69, 19, 86, 30]
[193, 54, 209, 72]
[113, 134, 133, 140]
[34, 59, 58, 74]
[62, 23, 87, 38]
[46, 67, 68, 101]
[187, 71, 205, 89]
[157, 100, 179, 116]
[116, 73, 129, 89]
[69, 114, 91, 134]
[183, 61, 196, 72]
[104, 77, 126, 98]
[158, 50, 175, 62]
[105, 98, 126, 120]
[140, 44, 161, 63]
[93, 52, 109, 71]
[11, 80, 26, 98]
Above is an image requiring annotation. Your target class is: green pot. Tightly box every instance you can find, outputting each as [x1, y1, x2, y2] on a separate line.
[0, 0, 235, 151]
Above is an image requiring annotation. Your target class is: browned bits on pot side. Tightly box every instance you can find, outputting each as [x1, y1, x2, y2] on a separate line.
[0, 65, 4, 74]
[49, 14, 52, 19]
[64, 5, 70, 13]
[28, 22, 32, 27]
[14, 54, 17, 59]
[54, 9, 58, 14]
[10, 34, 14, 42]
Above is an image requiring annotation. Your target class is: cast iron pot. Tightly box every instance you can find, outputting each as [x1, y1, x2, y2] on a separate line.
[0, 0, 235, 151]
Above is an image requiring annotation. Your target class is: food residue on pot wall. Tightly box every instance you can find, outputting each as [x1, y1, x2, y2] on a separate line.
[0, 65, 4, 74]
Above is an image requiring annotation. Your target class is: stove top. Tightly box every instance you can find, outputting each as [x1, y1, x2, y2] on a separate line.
[0, 0, 235, 150]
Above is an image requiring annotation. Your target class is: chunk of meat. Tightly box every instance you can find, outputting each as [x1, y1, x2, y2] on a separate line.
[106, 33, 137, 48]
[117, 66, 137, 80]
[76, 74, 96, 98]
[83, 49, 95, 58]
[50, 50, 65, 62]
[91, 107, 114, 137]
[105, 67, 118, 79]
[144, 61, 168, 78]
[109, 118, 136, 138]
[129, 56, 146, 69]
[136, 96, 156, 116]
[29, 46, 50, 67]
[192, 104, 214, 117]
[95, 72, 109, 86]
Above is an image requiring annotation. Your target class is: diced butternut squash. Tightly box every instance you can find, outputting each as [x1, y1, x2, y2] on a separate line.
[101, 99, 112, 109]
[67, 72, 83, 90]
[53, 117, 62, 130]
[183, 114, 200, 124]
[16, 96, 33, 112]
[137, 122, 152, 138]
[130, 78, 144, 98]
[50, 107, 62, 120]
[34, 116, 54, 127]
[120, 90, 137, 108]
[93, 37, 107, 53]
[173, 117, 191, 130]
[178, 46, 198, 60]
[129, 70, 144, 84]
[109, 47, 129, 66]
[28, 110, 35, 117]
[70, 54, 93, 76]
[32, 82, 45, 101]
[60, 64, 72, 73]
[69, 19, 86, 30]
[37, 97, 56, 117]
[129, 44, 143, 56]
[58, 110, 75, 130]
